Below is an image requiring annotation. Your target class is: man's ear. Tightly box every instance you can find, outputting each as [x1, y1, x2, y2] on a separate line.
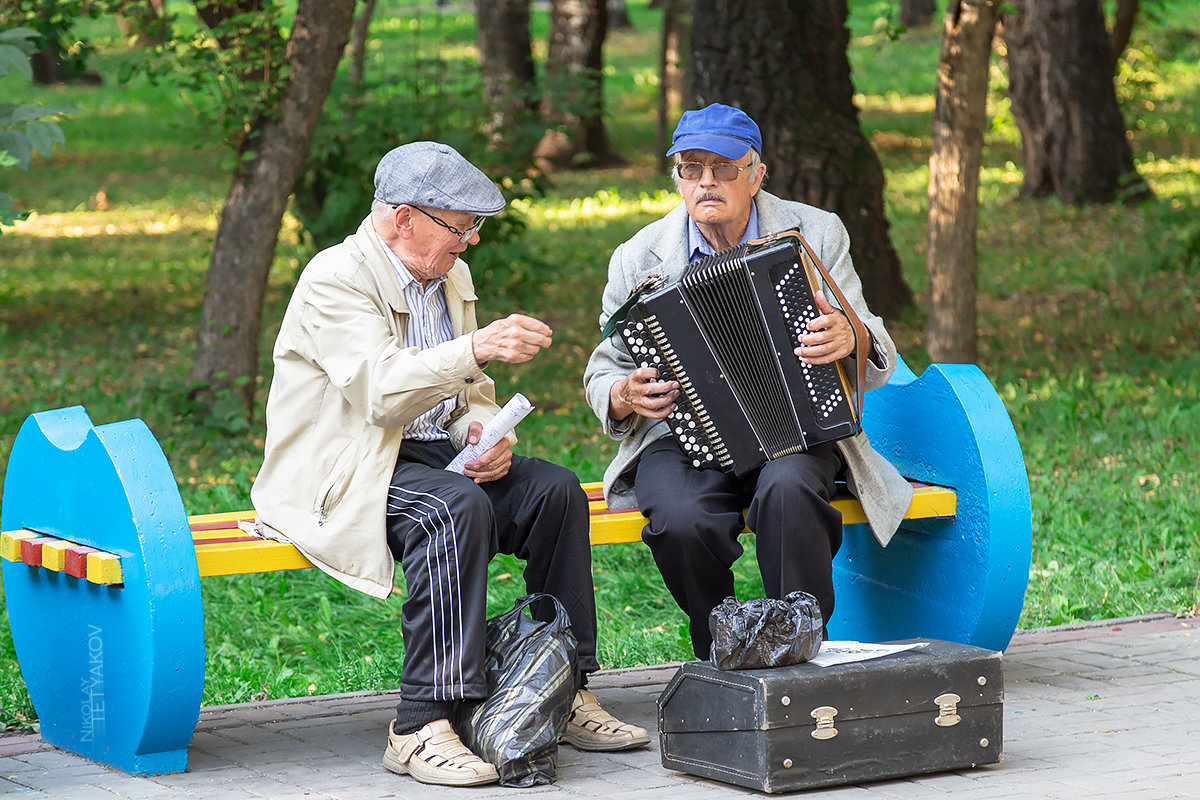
[392, 204, 415, 240]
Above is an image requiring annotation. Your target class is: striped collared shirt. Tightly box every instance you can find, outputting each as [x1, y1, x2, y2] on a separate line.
[686, 201, 760, 262]
[378, 233, 455, 440]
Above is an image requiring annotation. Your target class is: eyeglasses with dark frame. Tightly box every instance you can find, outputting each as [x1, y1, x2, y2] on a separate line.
[674, 161, 751, 182]
[401, 204, 486, 243]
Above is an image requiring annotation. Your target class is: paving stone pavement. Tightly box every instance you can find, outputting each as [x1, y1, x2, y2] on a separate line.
[1, 614, 1197, 799]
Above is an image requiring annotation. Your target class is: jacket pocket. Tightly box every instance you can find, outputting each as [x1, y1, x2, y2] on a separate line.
[313, 440, 356, 525]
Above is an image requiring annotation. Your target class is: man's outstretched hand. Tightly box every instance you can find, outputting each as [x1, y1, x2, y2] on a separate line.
[472, 314, 552, 364]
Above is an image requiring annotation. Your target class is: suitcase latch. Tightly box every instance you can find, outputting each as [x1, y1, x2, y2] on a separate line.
[810, 705, 839, 740]
[934, 693, 962, 727]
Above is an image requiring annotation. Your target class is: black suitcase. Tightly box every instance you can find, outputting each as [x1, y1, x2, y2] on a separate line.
[656, 639, 1003, 793]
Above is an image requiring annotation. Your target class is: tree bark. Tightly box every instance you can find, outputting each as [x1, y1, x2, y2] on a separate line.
[900, 0, 937, 29]
[476, 0, 538, 152]
[1108, 0, 1140, 71]
[116, 0, 169, 48]
[348, 0, 378, 92]
[1004, 0, 1151, 204]
[690, 0, 912, 319]
[536, 0, 623, 170]
[927, 0, 1001, 364]
[189, 0, 357, 410]
[655, 0, 687, 159]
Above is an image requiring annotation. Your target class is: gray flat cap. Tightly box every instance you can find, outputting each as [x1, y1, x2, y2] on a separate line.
[374, 141, 506, 216]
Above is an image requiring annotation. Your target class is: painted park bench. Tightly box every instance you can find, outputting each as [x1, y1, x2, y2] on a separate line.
[0, 357, 1030, 776]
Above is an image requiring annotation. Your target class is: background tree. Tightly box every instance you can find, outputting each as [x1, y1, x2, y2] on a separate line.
[900, 0, 937, 29]
[115, 0, 169, 48]
[654, 0, 687, 158]
[187, 0, 357, 411]
[535, 0, 622, 170]
[0, 27, 70, 231]
[926, 0, 1002, 363]
[347, 0, 378, 92]
[1108, 0, 1142, 71]
[1004, 0, 1152, 204]
[0, 0, 103, 84]
[476, 0, 537, 152]
[690, 0, 913, 318]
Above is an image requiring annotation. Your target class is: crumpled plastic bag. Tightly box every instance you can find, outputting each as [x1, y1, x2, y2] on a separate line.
[708, 591, 824, 670]
[457, 593, 578, 787]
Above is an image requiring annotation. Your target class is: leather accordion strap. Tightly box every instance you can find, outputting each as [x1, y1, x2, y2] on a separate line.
[790, 232, 870, 427]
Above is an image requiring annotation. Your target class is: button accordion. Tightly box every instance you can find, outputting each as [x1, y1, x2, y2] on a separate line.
[610, 231, 869, 476]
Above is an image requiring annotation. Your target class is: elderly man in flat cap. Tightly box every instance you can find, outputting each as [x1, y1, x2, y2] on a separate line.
[254, 141, 648, 787]
[584, 104, 911, 662]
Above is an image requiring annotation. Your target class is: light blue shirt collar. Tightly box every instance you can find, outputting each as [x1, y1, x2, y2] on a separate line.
[687, 202, 760, 262]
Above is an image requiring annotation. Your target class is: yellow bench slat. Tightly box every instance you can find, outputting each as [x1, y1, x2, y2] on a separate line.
[190, 481, 956, 577]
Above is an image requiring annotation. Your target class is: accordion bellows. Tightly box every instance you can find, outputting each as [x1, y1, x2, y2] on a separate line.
[616, 233, 862, 476]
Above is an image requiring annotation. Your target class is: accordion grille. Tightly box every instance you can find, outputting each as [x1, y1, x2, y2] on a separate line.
[681, 251, 803, 460]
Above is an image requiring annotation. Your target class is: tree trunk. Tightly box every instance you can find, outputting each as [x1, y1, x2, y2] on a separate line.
[608, 0, 631, 29]
[691, 0, 913, 319]
[476, 0, 538, 152]
[536, 0, 623, 170]
[927, 0, 1001, 364]
[655, 0, 687, 159]
[116, 0, 169, 48]
[189, 0, 357, 410]
[348, 0, 378, 92]
[1004, 0, 1151, 204]
[1108, 0, 1140, 71]
[900, 0, 937, 29]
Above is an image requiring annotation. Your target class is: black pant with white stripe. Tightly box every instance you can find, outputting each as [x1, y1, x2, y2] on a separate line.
[385, 438, 596, 717]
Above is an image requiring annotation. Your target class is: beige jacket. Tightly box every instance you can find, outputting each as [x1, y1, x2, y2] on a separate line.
[252, 217, 505, 598]
[583, 191, 913, 544]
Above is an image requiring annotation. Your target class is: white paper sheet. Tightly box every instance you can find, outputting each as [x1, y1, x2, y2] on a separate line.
[809, 640, 929, 668]
[444, 393, 535, 474]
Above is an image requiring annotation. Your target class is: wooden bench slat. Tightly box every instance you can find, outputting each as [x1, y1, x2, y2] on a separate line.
[188, 480, 956, 577]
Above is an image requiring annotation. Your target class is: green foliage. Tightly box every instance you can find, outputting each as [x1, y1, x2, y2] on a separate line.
[120, 1, 290, 149]
[0, 0, 102, 82]
[292, 8, 552, 307]
[0, 27, 71, 231]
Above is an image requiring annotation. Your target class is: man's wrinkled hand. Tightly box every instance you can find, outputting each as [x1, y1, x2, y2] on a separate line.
[462, 420, 512, 483]
[472, 314, 552, 364]
[610, 366, 679, 421]
[795, 290, 854, 364]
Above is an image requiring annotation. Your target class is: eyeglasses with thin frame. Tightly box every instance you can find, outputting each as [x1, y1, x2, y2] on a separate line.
[402, 204, 486, 243]
[674, 161, 751, 182]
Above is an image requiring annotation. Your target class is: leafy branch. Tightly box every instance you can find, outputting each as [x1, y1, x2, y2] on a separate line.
[0, 26, 72, 232]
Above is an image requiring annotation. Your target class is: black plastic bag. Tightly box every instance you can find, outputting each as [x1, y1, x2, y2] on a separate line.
[708, 591, 824, 670]
[457, 593, 578, 787]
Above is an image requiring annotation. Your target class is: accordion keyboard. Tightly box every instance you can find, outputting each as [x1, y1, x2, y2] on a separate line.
[773, 261, 849, 424]
[620, 316, 731, 470]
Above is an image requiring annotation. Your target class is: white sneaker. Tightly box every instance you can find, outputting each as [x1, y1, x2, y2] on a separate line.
[382, 719, 498, 786]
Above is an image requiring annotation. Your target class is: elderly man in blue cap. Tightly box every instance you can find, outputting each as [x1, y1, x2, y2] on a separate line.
[584, 105, 909, 661]
[254, 142, 648, 788]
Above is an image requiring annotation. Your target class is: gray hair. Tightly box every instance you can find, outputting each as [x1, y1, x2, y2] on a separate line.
[371, 197, 395, 222]
[670, 149, 765, 194]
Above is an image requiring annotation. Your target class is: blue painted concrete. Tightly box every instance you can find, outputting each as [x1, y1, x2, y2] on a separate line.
[0, 407, 204, 775]
[832, 358, 1032, 652]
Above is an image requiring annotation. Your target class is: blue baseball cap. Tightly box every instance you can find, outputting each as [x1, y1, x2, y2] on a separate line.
[665, 103, 762, 160]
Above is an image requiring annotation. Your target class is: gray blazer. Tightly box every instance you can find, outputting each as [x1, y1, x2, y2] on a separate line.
[583, 190, 913, 545]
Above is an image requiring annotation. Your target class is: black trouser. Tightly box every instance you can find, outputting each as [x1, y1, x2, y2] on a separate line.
[635, 436, 844, 660]
[385, 438, 596, 722]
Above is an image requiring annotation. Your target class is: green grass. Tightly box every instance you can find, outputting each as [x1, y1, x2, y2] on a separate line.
[1, 0, 1198, 727]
